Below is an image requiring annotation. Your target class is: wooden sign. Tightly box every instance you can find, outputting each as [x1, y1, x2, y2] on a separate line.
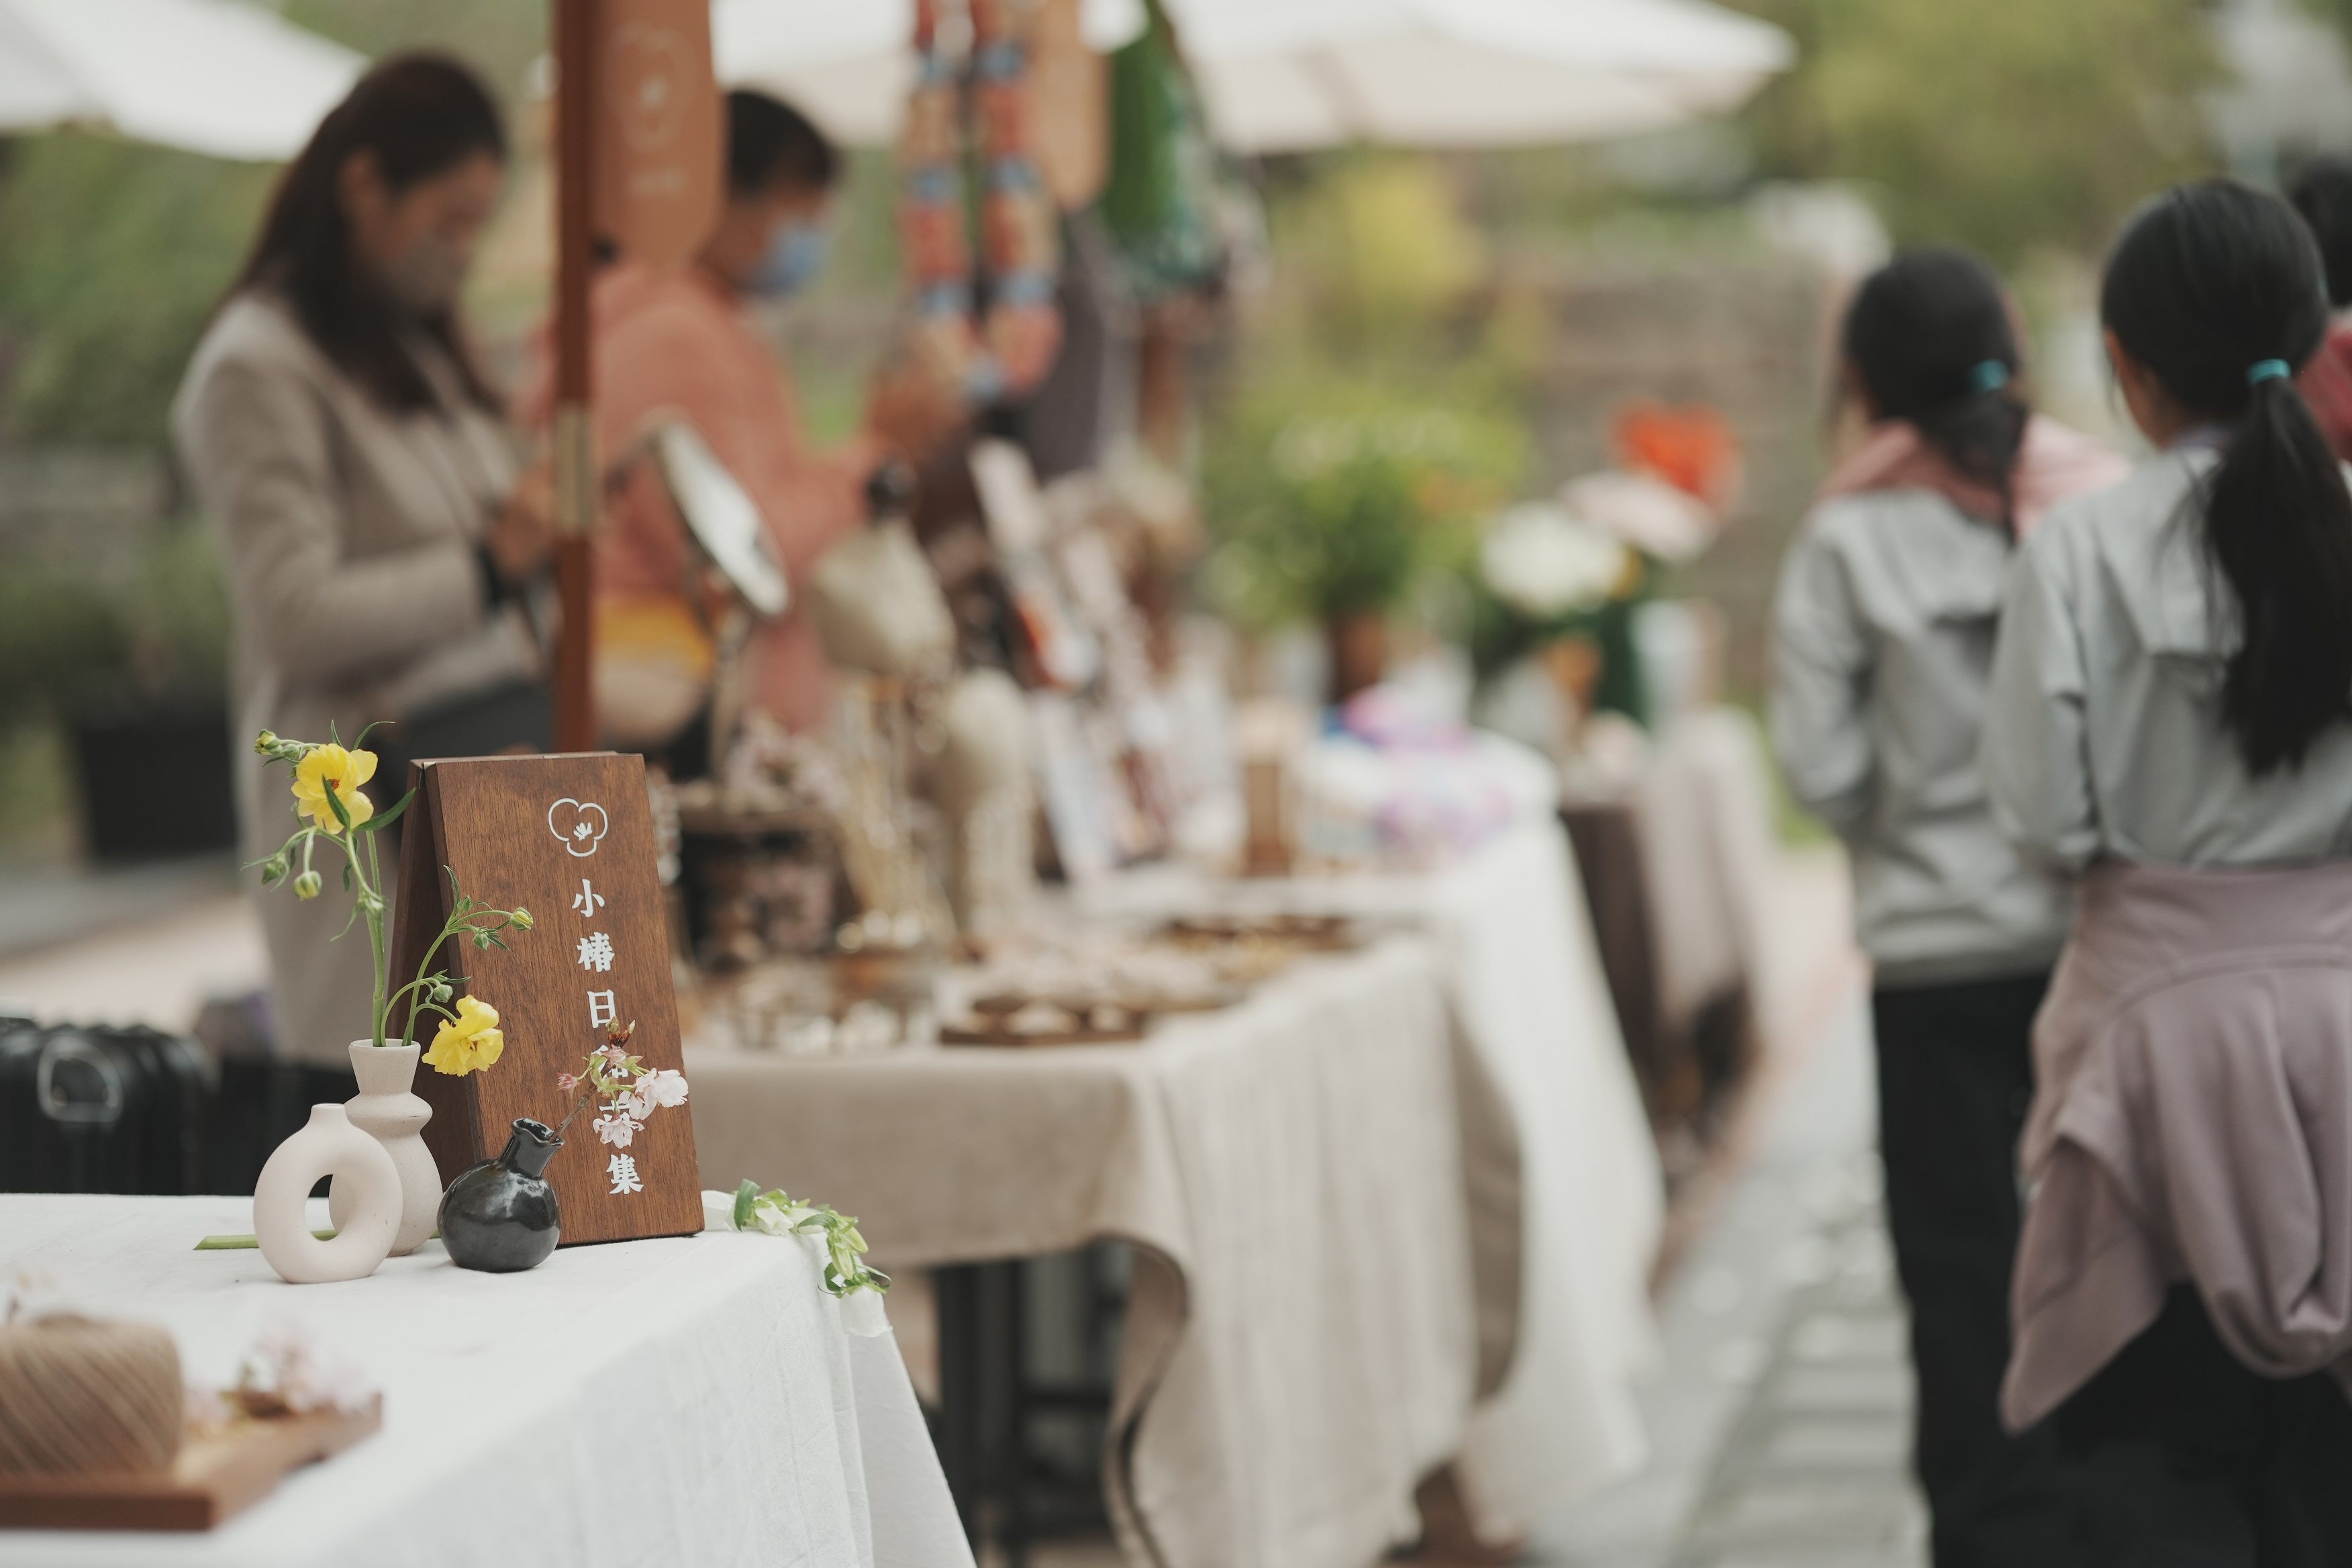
[592, 0, 722, 269]
[391, 752, 701, 1246]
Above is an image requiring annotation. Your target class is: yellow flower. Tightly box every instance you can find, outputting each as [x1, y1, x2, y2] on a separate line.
[291, 744, 377, 834]
[424, 996, 505, 1077]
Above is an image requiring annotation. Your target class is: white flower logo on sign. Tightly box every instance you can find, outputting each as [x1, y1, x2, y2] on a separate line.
[546, 799, 609, 859]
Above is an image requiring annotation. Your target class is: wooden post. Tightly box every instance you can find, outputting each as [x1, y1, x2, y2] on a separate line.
[551, 0, 599, 753]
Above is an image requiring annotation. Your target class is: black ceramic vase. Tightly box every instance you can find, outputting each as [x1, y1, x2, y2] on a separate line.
[438, 1118, 561, 1272]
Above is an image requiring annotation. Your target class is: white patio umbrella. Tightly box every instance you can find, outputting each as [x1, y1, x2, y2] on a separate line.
[0, 0, 362, 162]
[717, 0, 1791, 152]
[714, 0, 1147, 146]
[1175, 0, 1795, 153]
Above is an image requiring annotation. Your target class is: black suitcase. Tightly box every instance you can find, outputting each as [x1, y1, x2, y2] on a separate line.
[0, 1019, 217, 1195]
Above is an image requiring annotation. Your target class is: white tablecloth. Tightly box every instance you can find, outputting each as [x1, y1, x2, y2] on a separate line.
[1085, 812, 1667, 1538]
[689, 940, 1477, 1568]
[0, 1194, 974, 1568]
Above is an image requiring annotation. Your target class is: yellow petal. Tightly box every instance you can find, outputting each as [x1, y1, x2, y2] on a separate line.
[346, 749, 377, 787]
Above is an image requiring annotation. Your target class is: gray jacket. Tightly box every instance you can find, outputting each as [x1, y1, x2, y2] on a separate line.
[1771, 489, 2071, 985]
[1985, 447, 2352, 871]
[174, 293, 536, 1062]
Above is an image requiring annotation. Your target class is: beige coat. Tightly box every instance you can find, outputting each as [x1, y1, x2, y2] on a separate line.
[173, 293, 536, 1065]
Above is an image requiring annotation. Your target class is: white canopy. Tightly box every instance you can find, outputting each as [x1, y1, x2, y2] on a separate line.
[0, 0, 360, 162]
[714, 0, 1146, 147]
[716, 0, 1792, 152]
[1175, 0, 1794, 153]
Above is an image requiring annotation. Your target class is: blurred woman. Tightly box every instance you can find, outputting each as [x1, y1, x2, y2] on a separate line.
[1986, 179, 2352, 1563]
[1771, 248, 2125, 1567]
[175, 55, 552, 1065]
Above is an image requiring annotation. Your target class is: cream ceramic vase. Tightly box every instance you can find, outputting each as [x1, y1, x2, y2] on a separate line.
[332, 1040, 442, 1257]
[254, 1104, 399, 1284]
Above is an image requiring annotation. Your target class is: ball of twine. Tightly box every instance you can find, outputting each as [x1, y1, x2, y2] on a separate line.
[0, 1314, 183, 1477]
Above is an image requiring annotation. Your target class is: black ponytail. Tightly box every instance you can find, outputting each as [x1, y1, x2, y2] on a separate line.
[1843, 247, 2031, 532]
[2102, 179, 2352, 776]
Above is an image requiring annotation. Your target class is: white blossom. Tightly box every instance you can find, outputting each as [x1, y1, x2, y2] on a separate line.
[1479, 501, 1632, 619]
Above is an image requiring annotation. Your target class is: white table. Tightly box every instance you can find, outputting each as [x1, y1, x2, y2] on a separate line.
[690, 938, 1477, 1568]
[0, 1194, 974, 1568]
[1085, 812, 1668, 1540]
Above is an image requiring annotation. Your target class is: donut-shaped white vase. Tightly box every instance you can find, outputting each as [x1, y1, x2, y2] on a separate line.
[254, 1103, 401, 1284]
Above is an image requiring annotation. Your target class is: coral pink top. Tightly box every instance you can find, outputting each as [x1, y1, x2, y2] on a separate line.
[2297, 322, 2352, 464]
[530, 264, 877, 734]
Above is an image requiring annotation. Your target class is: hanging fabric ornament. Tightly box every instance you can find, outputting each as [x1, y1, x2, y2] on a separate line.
[897, 0, 1066, 406]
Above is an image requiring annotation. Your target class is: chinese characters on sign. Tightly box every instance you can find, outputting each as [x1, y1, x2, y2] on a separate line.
[558, 799, 636, 1198]
[400, 751, 702, 1246]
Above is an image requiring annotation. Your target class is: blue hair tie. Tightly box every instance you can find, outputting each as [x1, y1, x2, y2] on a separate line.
[1970, 360, 2010, 394]
[2249, 358, 2292, 386]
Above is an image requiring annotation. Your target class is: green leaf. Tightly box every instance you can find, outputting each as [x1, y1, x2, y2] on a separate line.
[732, 1178, 758, 1231]
[195, 1229, 336, 1249]
[356, 787, 416, 834]
[325, 782, 354, 833]
[351, 718, 389, 752]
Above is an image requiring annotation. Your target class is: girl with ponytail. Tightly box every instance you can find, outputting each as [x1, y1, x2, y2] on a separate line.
[1772, 248, 2123, 1567]
[1986, 179, 2352, 1563]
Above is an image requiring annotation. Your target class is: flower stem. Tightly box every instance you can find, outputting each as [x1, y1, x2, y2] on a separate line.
[361, 830, 387, 1048]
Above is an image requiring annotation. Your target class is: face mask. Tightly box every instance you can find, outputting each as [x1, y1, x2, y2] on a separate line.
[748, 218, 830, 300]
[379, 232, 470, 317]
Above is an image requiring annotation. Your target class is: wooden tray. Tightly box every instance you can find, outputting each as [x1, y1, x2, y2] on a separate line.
[1159, 913, 1366, 952]
[941, 1006, 1151, 1046]
[0, 1398, 383, 1532]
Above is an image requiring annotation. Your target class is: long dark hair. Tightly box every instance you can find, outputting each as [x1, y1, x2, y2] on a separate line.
[2102, 179, 2352, 776]
[1843, 247, 2030, 531]
[226, 54, 505, 414]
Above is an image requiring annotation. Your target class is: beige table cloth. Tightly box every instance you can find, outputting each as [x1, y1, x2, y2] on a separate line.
[1083, 812, 1667, 1539]
[689, 938, 1481, 1568]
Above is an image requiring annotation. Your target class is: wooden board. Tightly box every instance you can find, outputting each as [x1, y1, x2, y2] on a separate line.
[394, 753, 703, 1246]
[0, 1399, 382, 1532]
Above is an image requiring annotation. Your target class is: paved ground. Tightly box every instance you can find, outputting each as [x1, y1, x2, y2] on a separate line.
[1530, 987, 1925, 1568]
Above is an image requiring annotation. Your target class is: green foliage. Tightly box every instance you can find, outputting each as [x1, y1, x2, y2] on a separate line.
[1730, 0, 2219, 260]
[1273, 155, 1489, 347]
[280, 0, 544, 96]
[0, 569, 127, 730]
[728, 1179, 891, 1297]
[0, 524, 231, 722]
[0, 136, 275, 443]
[0, 0, 547, 449]
[1202, 375, 1526, 627]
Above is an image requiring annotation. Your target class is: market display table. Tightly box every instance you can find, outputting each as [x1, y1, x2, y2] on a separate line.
[689, 810, 1665, 1564]
[691, 936, 1479, 1568]
[1084, 812, 1667, 1540]
[0, 1194, 973, 1568]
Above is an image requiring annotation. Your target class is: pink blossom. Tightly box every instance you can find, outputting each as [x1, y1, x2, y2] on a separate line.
[592, 1110, 638, 1148]
[618, 1089, 653, 1121]
[556, 1072, 581, 1095]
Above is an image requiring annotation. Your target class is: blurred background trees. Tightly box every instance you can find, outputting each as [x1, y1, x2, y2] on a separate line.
[10, 0, 2352, 859]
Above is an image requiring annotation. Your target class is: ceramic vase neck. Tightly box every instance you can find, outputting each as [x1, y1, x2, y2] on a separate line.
[347, 1039, 422, 1097]
[501, 1118, 563, 1179]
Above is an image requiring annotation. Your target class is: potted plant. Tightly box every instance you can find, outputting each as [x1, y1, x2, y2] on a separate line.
[1206, 383, 1519, 703]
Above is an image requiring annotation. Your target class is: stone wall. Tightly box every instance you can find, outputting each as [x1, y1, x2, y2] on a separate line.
[1518, 252, 1836, 700]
